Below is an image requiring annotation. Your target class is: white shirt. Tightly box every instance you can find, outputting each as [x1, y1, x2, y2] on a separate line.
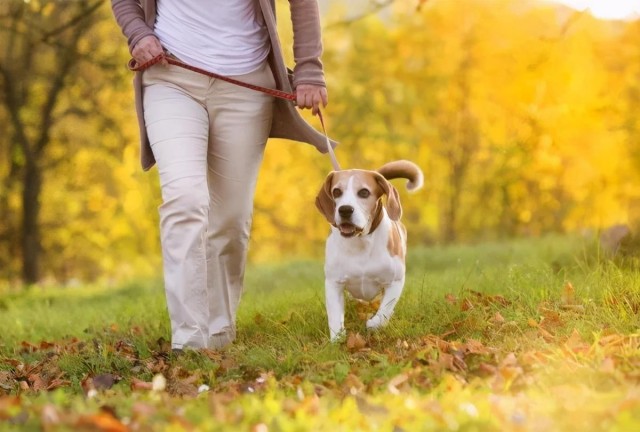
[155, 0, 270, 76]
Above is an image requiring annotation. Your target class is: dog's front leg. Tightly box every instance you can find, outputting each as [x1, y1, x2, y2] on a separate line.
[367, 277, 405, 330]
[325, 280, 345, 341]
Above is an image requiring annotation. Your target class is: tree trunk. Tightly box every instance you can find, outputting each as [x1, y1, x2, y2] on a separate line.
[21, 160, 42, 284]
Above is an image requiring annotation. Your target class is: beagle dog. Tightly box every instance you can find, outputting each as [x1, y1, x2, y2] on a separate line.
[315, 160, 424, 341]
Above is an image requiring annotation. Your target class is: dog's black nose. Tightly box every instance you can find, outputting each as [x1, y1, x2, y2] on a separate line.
[338, 205, 354, 218]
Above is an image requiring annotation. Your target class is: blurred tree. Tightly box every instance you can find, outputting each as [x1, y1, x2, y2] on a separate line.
[0, 0, 103, 283]
[1, 0, 639, 284]
[0, 1, 161, 286]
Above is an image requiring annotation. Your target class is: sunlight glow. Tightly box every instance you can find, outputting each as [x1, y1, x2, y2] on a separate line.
[553, 0, 640, 20]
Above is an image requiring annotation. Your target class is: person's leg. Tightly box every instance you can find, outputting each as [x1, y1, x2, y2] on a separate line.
[143, 65, 212, 350]
[205, 62, 275, 348]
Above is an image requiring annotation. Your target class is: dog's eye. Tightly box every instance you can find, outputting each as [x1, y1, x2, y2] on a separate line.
[332, 188, 342, 198]
[358, 189, 371, 198]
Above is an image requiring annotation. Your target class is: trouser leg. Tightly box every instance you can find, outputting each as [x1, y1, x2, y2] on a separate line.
[205, 62, 275, 348]
[143, 66, 211, 349]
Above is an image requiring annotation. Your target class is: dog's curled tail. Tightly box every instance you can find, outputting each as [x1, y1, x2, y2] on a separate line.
[377, 160, 424, 192]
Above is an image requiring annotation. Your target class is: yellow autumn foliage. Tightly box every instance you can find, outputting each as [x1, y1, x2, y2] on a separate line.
[1, 0, 640, 282]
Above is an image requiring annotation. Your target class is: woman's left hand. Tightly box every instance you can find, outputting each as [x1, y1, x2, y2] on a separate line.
[296, 84, 328, 115]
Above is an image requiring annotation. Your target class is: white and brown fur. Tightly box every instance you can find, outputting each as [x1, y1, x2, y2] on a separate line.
[315, 160, 424, 341]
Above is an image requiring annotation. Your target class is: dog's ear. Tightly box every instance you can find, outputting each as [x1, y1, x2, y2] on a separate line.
[375, 173, 402, 221]
[315, 172, 336, 224]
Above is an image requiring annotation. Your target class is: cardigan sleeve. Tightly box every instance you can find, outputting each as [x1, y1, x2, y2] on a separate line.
[111, 0, 156, 54]
[288, 0, 326, 88]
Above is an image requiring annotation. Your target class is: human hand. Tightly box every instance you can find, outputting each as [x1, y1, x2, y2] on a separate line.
[296, 84, 328, 115]
[132, 35, 167, 66]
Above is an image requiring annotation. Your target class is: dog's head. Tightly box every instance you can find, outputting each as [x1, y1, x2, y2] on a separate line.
[315, 169, 401, 237]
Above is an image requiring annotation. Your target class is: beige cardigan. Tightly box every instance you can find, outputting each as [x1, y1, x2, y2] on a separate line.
[111, 0, 334, 171]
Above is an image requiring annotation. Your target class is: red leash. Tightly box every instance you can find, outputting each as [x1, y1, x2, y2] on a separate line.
[129, 53, 341, 171]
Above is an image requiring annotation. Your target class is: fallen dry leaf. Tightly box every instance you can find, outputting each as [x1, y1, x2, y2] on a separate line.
[346, 333, 367, 352]
[561, 281, 576, 305]
[491, 312, 505, 324]
[130, 378, 153, 392]
[76, 411, 128, 432]
[387, 374, 409, 395]
[444, 293, 457, 305]
[0, 396, 21, 420]
[40, 404, 61, 430]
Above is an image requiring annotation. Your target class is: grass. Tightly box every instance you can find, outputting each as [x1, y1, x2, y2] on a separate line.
[2, 235, 640, 431]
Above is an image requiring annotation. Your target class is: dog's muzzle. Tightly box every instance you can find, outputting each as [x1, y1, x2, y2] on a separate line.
[337, 206, 364, 237]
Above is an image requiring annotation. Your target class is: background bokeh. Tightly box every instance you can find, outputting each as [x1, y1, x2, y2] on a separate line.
[1, 0, 639, 286]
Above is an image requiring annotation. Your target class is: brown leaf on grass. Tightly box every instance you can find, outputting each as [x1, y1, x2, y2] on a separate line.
[41, 404, 61, 430]
[598, 334, 626, 348]
[565, 328, 589, 353]
[600, 357, 616, 373]
[15, 362, 41, 379]
[444, 293, 457, 305]
[561, 281, 576, 305]
[39, 341, 56, 351]
[355, 395, 389, 416]
[209, 392, 236, 422]
[219, 356, 238, 372]
[387, 373, 409, 395]
[519, 350, 552, 368]
[81, 375, 94, 396]
[28, 374, 47, 392]
[490, 312, 505, 324]
[423, 335, 451, 353]
[114, 341, 138, 362]
[498, 363, 523, 382]
[560, 304, 585, 313]
[440, 351, 468, 373]
[130, 378, 153, 392]
[478, 363, 497, 375]
[251, 423, 269, 432]
[167, 372, 199, 398]
[539, 308, 564, 329]
[130, 401, 158, 424]
[156, 337, 172, 354]
[347, 333, 367, 352]
[0, 371, 14, 393]
[0, 396, 21, 420]
[470, 290, 511, 307]
[145, 357, 168, 375]
[460, 298, 474, 311]
[490, 353, 524, 391]
[299, 394, 321, 416]
[461, 339, 491, 355]
[76, 411, 128, 432]
[343, 373, 365, 394]
[19, 341, 39, 353]
[537, 327, 555, 342]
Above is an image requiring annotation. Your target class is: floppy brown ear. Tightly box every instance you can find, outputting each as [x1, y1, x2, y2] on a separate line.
[375, 173, 402, 221]
[315, 172, 336, 224]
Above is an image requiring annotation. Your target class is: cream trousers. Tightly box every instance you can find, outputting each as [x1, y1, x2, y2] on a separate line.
[142, 61, 275, 350]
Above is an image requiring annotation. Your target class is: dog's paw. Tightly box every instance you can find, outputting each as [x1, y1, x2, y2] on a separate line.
[366, 314, 388, 330]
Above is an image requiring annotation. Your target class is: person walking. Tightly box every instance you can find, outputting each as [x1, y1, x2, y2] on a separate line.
[111, 0, 331, 351]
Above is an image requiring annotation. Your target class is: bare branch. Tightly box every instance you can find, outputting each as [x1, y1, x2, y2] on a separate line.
[40, 0, 103, 43]
[324, 0, 394, 30]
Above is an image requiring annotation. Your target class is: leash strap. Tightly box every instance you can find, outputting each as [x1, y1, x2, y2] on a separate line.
[130, 53, 341, 171]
